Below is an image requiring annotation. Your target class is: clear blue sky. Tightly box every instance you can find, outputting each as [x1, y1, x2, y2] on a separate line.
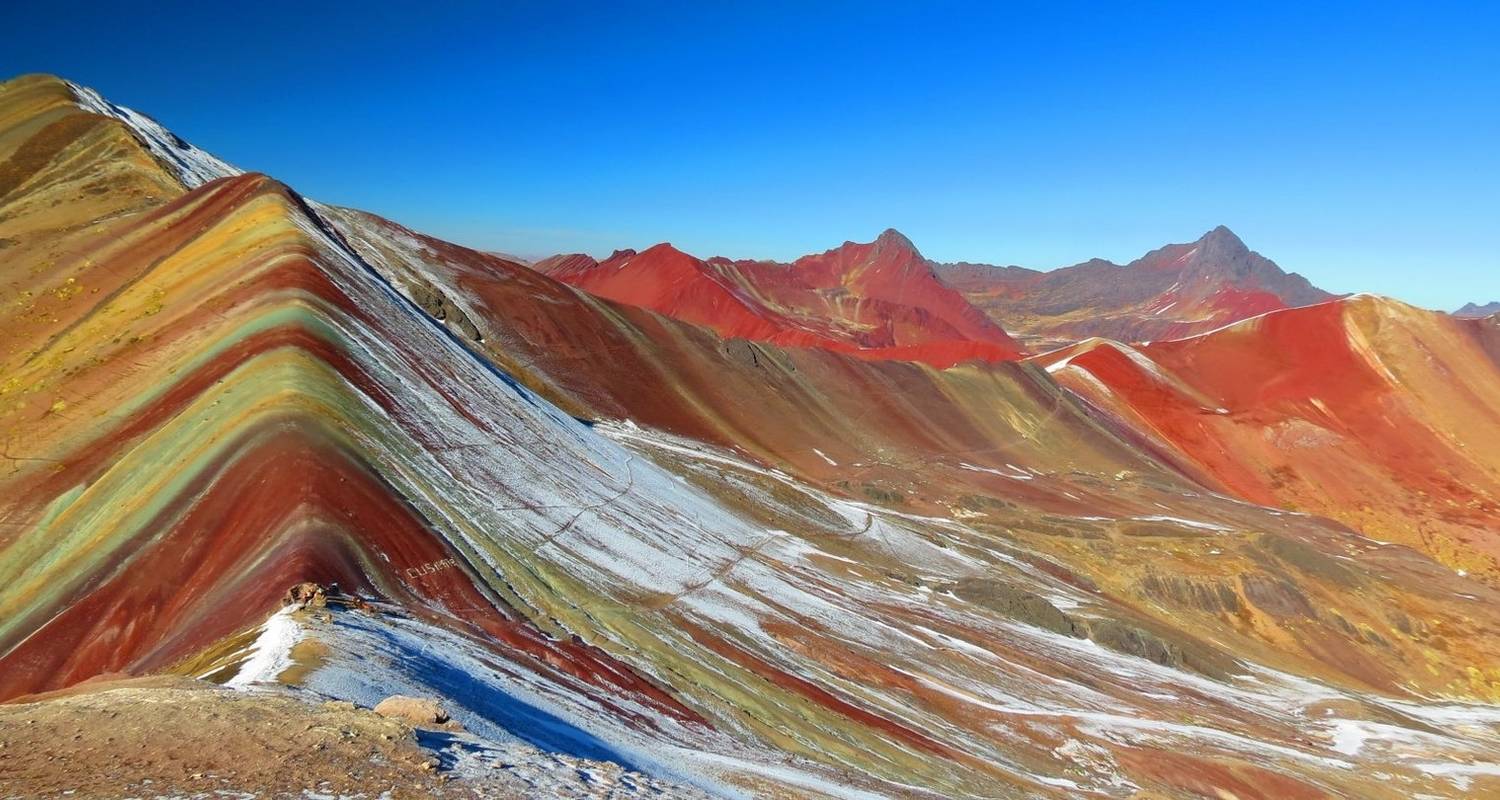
[8, 1, 1498, 309]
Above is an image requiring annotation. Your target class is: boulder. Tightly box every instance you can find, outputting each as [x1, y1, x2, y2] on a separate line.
[373, 695, 449, 727]
[282, 582, 327, 608]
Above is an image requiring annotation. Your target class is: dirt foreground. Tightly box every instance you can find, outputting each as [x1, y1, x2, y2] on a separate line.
[0, 676, 479, 799]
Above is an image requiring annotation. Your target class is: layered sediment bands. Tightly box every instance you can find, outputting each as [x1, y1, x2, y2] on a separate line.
[5, 75, 1500, 797]
[330, 198, 1500, 699]
[0, 93, 1020, 791]
[325, 191, 1500, 783]
[0, 170, 697, 723]
[323, 206, 1162, 508]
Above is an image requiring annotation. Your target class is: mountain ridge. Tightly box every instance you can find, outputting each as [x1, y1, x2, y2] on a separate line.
[933, 225, 1336, 347]
[1456, 300, 1500, 317]
[536, 226, 1027, 367]
[534, 223, 1336, 356]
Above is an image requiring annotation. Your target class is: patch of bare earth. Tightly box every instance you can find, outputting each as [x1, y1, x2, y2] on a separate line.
[0, 676, 508, 799]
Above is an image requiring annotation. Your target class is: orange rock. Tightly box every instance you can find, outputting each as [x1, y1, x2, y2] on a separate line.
[372, 695, 448, 727]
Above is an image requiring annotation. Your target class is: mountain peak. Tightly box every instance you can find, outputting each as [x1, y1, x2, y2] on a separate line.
[600, 243, 703, 274]
[876, 227, 916, 249]
[1196, 225, 1249, 259]
[639, 242, 689, 258]
[863, 228, 925, 272]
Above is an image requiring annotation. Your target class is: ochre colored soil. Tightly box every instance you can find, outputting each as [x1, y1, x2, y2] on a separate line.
[0, 676, 493, 799]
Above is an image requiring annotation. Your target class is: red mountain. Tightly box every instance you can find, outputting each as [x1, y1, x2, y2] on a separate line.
[535, 228, 1026, 367]
[1034, 294, 1500, 582]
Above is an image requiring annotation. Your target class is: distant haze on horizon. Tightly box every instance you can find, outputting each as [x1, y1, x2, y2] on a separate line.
[8, 1, 1497, 310]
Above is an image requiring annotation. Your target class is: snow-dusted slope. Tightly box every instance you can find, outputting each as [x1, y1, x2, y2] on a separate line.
[66, 79, 240, 188]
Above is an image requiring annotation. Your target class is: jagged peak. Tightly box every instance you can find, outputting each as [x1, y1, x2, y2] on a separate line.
[827, 228, 920, 258]
[868, 229, 926, 268]
[875, 227, 917, 251]
[1200, 224, 1242, 243]
[1192, 225, 1251, 261]
[852, 228, 934, 284]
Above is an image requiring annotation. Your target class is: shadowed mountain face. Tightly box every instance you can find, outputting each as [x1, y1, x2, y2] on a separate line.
[4, 74, 1500, 799]
[936, 226, 1336, 348]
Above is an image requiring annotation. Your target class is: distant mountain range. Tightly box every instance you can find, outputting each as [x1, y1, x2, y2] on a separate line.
[537, 224, 1338, 361]
[934, 225, 1335, 348]
[535, 229, 1025, 367]
[1456, 300, 1500, 317]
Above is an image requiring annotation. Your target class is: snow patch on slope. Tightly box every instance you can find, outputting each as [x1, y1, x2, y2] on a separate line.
[224, 606, 303, 688]
[67, 81, 241, 188]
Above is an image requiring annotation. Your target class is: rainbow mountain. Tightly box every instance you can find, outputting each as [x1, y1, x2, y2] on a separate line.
[3, 74, 1500, 798]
